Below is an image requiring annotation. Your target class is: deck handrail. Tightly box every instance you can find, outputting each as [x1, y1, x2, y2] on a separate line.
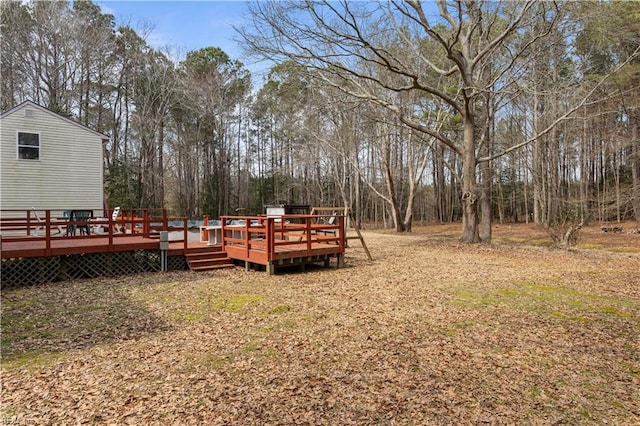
[220, 214, 344, 262]
[0, 209, 190, 255]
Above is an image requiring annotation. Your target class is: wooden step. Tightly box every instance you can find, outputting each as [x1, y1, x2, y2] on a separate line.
[185, 246, 234, 272]
[187, 245, 225, 254]
[189, 260, 234, 271]
[187, 251, 229, 261]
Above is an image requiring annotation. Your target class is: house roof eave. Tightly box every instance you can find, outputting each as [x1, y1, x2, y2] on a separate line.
[1, 100, 110, 142]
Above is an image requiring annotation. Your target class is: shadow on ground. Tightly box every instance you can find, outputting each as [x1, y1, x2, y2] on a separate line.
[1, 275, 176, 364]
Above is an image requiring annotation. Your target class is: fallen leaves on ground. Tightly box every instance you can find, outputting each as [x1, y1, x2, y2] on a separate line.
[2, 223, 639, 424]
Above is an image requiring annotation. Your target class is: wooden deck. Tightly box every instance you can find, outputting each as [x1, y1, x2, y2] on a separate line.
[0, 234, 197, 259]
[1, 210, 347, 284]
[1, 208, 192, 260]
[220, 215, 346, 274]
[0, 209, 201, 287]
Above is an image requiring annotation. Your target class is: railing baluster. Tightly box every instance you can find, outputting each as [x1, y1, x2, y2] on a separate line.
[183, 217, 188, 254]
[306, 217, 312, 255]
[45, 210, 51, 255]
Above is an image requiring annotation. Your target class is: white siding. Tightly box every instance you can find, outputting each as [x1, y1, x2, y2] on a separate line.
[0, 103, 105, 215]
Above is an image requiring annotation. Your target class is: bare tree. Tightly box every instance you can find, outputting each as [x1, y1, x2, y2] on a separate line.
[130, 50, 176, 208]
[178, 47, 250, 217]
[239, 0, 569, 242]
[0, 1, 33, 111]
[72, 0, 117, 131]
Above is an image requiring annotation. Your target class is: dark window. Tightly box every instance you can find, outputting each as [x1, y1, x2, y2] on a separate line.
[18, 132, 39, 160]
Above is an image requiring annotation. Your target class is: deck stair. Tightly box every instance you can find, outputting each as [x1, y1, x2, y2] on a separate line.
[186, 246, 234, 271]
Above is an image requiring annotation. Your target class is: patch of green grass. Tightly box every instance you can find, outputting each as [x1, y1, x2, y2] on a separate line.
[608, 246, 640, 254]
[269, 304, 292, 314]
[597, 305, 633, 319]
[445, 321, 477, 336]
[128, 281, 185, 304]
[580, 410, 594, 421]
[189, 353, 234, 369]
[451, 281, 640, 323]
[244, 340, 261, 352]
[240, 334, 281, 365]
[621, 361, 640, 379]
[263, 347, 278, 358]
[210, 294, 265, 312]
[133, 280, 269, 320]
[572, 242, 640, 254]
[163, 292, 266, 321]
[528, 386, 542, 398]
[0, 311, 57, 353]
[1, 351, 66, 370]
[549, 310, 591, 322]
[183, 312, 206, 322]
[1, 299, 34, 309]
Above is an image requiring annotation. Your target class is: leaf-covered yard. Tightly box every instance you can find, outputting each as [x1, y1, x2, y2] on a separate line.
[2, 223, 639, 424]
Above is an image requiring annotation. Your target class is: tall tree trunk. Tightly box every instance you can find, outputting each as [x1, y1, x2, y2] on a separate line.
[461, 114, 480, 242]
[632, 114, 640, 221]
[382, 150, 404, 232]
[580, 105, 589, 221]
[434, 146, 446, 223]
[158, 118, 165, 207]
[479, 95, 493, 241]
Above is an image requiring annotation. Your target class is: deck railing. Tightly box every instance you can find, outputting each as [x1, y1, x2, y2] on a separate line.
[0, 209, 190, 256]
[219, 214, 345, 261]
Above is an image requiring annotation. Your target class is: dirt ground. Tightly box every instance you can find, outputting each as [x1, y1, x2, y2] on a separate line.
[1, 221, 639, 424]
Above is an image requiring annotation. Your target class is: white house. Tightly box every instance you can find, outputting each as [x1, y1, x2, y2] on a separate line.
[0, 101, 109, 215]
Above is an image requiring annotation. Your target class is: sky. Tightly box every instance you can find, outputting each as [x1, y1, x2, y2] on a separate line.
[96, 1, 270, 81]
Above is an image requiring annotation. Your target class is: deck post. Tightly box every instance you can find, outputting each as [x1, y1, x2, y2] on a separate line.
[202, 215, 209, 242]
[45, 210, 52, 256]
[221, 217, 226, 251]
[337, 253, 345, 269]
[107, 210, 114, 251]
[27, 209, 33, 236]
[267, 218, 274, 261]
[162, 209, 168, 234]
[338, 215, 345, 252]
[143, 210, 150, 236]
[244, 220, 250, 259]
[306, 217, 312, 255]
[266, 261, 275, 275]
[183, 217, 188, 254]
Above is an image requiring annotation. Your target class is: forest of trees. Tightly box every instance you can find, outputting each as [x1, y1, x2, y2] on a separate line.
[2, 0, 639, 241]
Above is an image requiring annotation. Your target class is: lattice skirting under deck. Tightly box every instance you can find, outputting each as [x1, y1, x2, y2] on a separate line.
[1, 251, 189, 288]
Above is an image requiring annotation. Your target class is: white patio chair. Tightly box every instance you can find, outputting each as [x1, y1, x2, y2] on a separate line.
[111, 207, 122, 233]
[91, 207, 120, 234]
[31, 208, 64, 236]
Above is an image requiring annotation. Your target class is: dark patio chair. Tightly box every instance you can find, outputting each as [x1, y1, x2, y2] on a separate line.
[69, 210, 94, 236]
